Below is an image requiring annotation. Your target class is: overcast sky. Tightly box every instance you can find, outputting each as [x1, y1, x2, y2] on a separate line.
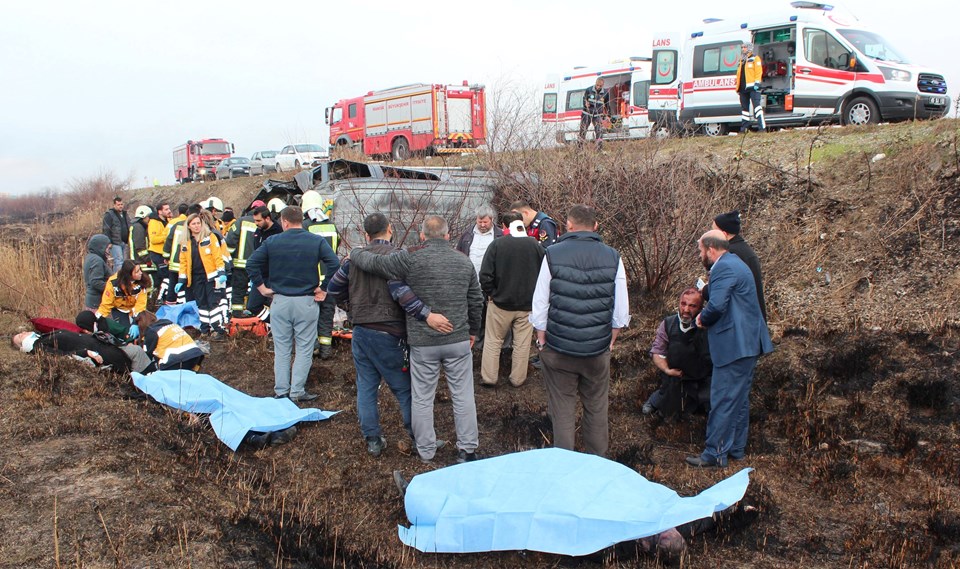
[1, 0, 955, 196]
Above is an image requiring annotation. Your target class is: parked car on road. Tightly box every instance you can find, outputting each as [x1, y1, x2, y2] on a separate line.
[275, 143, 329, 172]
[214, 157, 251, 179]
[250, 150, 278, 175]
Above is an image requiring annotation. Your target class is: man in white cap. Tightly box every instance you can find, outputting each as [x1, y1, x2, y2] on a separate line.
[477, 212, 544, 387]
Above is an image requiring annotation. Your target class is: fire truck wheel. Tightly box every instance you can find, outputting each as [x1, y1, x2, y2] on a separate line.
[842, 96, 879, 126]
[391, 137, 410, 161]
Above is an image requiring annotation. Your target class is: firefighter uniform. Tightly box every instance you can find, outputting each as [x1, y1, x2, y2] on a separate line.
[225, 214, 259, 315]
[301, 191, 339, 357]
[161, 214, 188, 303]
[735, 45, 766, 133]
[146, 211, 169, 297]
[129, 217, 151, 266]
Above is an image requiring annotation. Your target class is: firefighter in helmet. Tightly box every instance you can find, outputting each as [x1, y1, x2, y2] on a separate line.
[224, 200, 265, 316]
[129, 205, 154, 276]
[301, 190, 340, 359]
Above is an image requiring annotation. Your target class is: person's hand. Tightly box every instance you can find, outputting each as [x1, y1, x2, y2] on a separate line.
[216, 274, 227, 287]
[665, 368, 683, 378]
[127, 324, 140, 340]
[426, 312, 453, 334]
[695, 314, 705, 329]
[314, 287, 327, 302]
[174, 282, 184, 293]
[86, 350, 104, 365]
[469, 335, 476, 349]
[258, 284, 274, 298]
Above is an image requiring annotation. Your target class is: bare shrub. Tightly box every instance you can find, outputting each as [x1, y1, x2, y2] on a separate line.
[0, 237, 85, 319]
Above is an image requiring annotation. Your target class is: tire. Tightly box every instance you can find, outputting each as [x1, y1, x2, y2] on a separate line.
[842, 96, 879, 126]
[391, 137, 410, 161]
[701, 122, 726, 137]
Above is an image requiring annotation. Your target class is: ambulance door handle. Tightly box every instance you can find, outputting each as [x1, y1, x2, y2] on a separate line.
[797, 67, 812, 74]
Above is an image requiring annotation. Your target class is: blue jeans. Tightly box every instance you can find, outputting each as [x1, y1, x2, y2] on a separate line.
[702, 355, 757, 463]
[110, 244, 125, 273]
[352, 325, 412, 439]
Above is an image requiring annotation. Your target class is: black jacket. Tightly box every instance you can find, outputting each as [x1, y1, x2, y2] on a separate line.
[727, 235, 766, 320]
[479, 236, 544, 311]
[102, 209, 130, 246]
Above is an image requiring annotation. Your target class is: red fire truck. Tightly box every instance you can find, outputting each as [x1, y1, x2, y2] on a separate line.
[173, 138, 234, 183]
[325, 82, 486, 160]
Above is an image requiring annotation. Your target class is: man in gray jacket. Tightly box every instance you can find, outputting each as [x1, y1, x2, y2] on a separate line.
[351, 215, 484, 464]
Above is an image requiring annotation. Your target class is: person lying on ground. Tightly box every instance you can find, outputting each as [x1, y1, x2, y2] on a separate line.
[12, 329, 145, 373]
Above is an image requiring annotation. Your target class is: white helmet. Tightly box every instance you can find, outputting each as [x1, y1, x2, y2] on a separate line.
[206, 196, 224, 212]
[267, 198, 287, 214]
[301, 190, 323, 212]
[134, 205, 152, 219]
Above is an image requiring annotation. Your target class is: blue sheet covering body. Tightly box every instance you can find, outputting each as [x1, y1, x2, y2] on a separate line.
[398, 448, 752, 555]
[156, 301, 202, 330]
[132, 370, 338, 450]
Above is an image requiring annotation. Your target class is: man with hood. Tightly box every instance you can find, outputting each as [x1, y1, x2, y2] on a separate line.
[83, 234, 112, 311]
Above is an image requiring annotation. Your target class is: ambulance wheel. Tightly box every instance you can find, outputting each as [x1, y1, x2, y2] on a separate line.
[391, 137, 410, 161]
[843, 96, 879, 126]
[702, 122, 726, 137]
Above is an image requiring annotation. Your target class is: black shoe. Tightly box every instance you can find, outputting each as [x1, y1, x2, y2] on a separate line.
[393, 470, 409, 498]
[685, 455, 727, 468]
[269, 426, 297, 445]
[290, 392, 319, 402]
[318, 344, 333, 360]
[530, 356, 543, 370]
[366, 435, 387, 457]
[456, 449, 479, 464]
[479, 381, 497, 388]
[209, 331, 227, 342]
[244, 432, 271, 449]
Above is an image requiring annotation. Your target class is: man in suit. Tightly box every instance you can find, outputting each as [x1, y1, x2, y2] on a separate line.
[687, 230, 773, 468]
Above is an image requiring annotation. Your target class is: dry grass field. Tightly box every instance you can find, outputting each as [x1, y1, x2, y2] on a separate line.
[0, 120, 958, 568]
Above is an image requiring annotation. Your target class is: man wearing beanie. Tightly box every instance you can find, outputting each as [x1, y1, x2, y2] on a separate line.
[712, 210, 766, 321]
[735, 42, 766, 133]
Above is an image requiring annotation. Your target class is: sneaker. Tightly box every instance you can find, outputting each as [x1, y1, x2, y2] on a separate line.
[290, 392, 319, 402]
[273, 393, 288, 399]
[366, 435, 387, 457]
[641, 402, 655, 416]
[456, 449, 479, 464]
[269, 426, 297, 445]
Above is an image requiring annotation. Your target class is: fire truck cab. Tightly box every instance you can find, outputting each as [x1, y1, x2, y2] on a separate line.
[173, 138, 234, 183]
[542, 57, 653, 143]
[652, 2, 949, 135]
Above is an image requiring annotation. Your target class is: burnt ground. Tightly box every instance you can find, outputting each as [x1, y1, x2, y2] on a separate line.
[1, 120, 959, 567]
[0, 322, 957, 568]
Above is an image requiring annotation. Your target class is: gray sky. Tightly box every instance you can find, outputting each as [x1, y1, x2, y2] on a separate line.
[1, 0, 955, 196]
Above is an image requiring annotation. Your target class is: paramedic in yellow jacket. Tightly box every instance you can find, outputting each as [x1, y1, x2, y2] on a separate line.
[97, 259, 151, 331]
[177, 213, 228, 337]
[735, 42, 766, 133]
[137, 311, 205, 372]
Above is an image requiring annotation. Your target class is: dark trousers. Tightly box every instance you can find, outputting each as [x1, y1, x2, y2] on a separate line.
[317, 294, 336, 342]
[540, 347, 611, 457]
[702, 355, 757, 462]
[647, 372, 711, 418]
[578, 112, 604, 141]
[187, 278, 224, 333]
[231, 267, 249, 312]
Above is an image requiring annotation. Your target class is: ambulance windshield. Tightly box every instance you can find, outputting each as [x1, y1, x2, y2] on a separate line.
[837, 29, 909, 64]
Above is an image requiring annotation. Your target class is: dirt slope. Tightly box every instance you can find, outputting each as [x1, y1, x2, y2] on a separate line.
[1, 120, 958, 568]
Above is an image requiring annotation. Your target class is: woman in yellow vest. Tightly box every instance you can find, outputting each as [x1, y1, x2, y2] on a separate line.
[177, 213, 227, 337]
[97, 260, 151, 330]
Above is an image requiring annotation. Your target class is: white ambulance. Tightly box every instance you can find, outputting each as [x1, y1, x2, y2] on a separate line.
[542, 57, 653, 143]
[651, 2, 950, 135]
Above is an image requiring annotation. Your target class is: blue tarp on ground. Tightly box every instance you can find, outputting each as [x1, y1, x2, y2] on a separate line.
[398, 448, 752, 555]
[132, 370, 338, 450]
[156, 301, 202, 330]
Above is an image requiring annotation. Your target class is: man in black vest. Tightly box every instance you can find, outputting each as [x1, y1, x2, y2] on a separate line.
[529, 204, 630, 456]
[642, 287, 712, 420]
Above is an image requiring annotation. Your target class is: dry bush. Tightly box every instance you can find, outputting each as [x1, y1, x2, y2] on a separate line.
[485, 141, 736, 294]
[0, 237, 85, 319]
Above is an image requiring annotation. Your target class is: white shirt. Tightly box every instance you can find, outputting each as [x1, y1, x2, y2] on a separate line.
[468, 227, 495, 275]
[529, 258, 631, 331]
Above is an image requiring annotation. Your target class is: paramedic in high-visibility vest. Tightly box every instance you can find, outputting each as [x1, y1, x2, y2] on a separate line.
[735, 42, 766, 133]
[301, 190, 340, 360]
[578, 77, 609, 145]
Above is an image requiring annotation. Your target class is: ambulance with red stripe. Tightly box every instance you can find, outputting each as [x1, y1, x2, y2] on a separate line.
[542, 57, 653, 143]
[650, 2, 949, 136]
